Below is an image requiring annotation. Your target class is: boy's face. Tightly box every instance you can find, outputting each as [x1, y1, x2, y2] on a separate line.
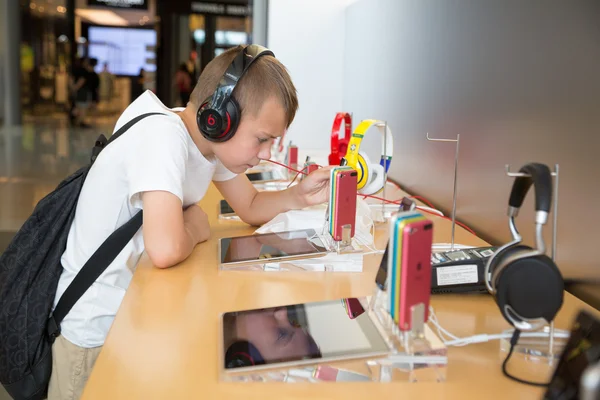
[234, 307, 316, 363]
[213, 96, 287, 174]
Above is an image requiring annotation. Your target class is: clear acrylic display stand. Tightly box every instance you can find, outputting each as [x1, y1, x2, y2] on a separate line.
[498, 164, 566, 366]
[220, 293, 447, 383]
[366, 288, 447, 382]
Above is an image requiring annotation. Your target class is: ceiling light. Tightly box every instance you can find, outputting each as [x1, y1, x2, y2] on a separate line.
[75, 9, 128, 26]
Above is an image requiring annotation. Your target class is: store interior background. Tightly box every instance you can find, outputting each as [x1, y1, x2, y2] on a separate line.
[1, 0, 599, 347]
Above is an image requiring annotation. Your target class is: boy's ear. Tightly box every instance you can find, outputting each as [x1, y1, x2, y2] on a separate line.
[277, 129, 288, 152]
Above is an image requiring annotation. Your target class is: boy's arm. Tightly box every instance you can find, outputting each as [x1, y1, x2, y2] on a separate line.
[142, 191, 210, 268]
[213, 167, 332, 226]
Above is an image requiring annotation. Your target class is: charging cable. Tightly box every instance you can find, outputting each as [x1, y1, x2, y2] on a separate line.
[266, 158, 478, 236]
[427, 306, 569, 347]
[428, 306, 566, 387]
[502, 329, 552, 387]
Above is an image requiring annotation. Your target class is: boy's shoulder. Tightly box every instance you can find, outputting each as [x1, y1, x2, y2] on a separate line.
[114, 90, 183, 134]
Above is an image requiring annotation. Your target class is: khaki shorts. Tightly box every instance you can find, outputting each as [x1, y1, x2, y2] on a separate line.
[47, 335, 102, 400]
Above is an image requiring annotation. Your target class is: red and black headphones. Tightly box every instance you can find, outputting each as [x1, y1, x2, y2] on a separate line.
[197, 44, 275, 143]
[328, 112, 352, 165]
[225, 341, 263, 369]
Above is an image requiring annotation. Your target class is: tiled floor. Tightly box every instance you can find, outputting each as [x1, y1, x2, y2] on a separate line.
[0, 114, 118, 253]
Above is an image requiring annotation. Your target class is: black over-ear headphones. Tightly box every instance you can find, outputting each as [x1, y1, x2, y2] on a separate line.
[224, 340, 264, 369]
[484, 163, 564, 331]
[196, 44, 275, 143]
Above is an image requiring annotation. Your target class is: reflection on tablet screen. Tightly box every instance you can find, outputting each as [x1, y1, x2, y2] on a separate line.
[220, 229, 327, 264]
[246, 171, 283, 183]
[222, 299, 390, 371]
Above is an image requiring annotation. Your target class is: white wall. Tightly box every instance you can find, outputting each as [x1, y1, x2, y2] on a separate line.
[267, 0, 358, 153]
[342, 0, 600, 284]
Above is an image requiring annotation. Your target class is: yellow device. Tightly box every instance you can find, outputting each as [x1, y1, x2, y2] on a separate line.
[341, 119, 394, 195]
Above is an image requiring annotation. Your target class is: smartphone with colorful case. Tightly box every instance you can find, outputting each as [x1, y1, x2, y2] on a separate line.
[395, 218, 434, 331]
[387, 211, 426, 320]
[341, 298, 365, 319]
[375, 209, 421, 291]
[328, 166, 357, 241]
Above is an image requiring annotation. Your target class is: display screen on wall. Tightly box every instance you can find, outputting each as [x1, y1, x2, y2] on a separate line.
[88, 26, 156, 76]
[87, 0, 148, 10]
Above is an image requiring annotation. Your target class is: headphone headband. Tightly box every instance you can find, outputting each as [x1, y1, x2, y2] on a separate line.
[207, 44, 274, 113]
[330, 112, 352, 157]
[344, 119, 394, 172]
[508, 163, 552, 224]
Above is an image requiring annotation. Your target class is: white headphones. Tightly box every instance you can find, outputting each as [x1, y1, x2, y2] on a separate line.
[341, 119, 394, 195]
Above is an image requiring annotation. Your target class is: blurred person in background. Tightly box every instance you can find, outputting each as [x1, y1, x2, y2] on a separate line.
[174, 63, 193, 106]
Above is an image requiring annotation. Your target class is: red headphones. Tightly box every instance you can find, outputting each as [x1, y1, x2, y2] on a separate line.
[328, 112, 352, 165]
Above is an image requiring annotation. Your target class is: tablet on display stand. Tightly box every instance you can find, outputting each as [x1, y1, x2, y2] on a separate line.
[218, 229, 330, 270]
[218, 295, 447, 383]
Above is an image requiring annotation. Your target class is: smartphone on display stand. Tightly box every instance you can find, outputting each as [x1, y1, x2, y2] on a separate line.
[388, 212, 433, 331]
[328, 166, 357, 242]
[395, 218, 433, 331]
[375, 209, 421, 291]
[386, 211, 423, 314]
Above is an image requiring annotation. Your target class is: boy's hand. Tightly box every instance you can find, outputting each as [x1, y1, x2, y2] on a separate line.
[291, 166, 335, 208]
[183, 204, 210, 244]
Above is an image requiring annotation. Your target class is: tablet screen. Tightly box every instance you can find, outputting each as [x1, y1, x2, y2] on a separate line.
[221, 298, 390, 371]
[220, 229, 328, 265]
[246, 171, 283, 182]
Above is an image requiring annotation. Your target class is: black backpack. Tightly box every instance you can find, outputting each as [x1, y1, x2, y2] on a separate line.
[0, 112, 163, 400]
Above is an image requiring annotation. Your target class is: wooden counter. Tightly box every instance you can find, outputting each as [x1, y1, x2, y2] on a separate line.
[81, 184, 598, 399]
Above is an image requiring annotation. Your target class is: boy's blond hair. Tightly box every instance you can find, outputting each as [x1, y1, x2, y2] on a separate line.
[189, 45, 298, 128]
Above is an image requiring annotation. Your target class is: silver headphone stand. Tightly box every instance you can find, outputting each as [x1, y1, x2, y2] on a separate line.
[426, 133, 461, 251]
[501, 164, 563, 366]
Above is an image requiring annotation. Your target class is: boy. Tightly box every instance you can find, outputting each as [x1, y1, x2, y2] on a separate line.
[48, 45, 333, 399]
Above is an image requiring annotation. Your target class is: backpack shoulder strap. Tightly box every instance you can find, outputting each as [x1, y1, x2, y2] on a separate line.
[48, 112, 166, 339]
[91, 112, 166, 163]
[108, 112, 166, 145]
[48, 211, 143, 339]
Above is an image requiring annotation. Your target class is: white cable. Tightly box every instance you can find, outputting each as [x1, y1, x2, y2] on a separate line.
[432, 243, 475, 251]
[427, 306, 569, 347]
[443, 331, 570, 347]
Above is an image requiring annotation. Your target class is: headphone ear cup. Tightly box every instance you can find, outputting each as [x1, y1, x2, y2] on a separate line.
[219, 96, 241, 142]
[359, 163, 385, 195]
[488, 243, 523, 287]
[338, 142, 348, 158]
[495, 248, 564, 326]
[224, 340, 263, 369]
[328, 152, 339, 166]
[196, 97, 240, 143]
[355, 152, 370, 190]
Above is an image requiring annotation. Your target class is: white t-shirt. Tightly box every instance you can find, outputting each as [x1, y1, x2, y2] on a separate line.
[54, 90, 236, 348]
